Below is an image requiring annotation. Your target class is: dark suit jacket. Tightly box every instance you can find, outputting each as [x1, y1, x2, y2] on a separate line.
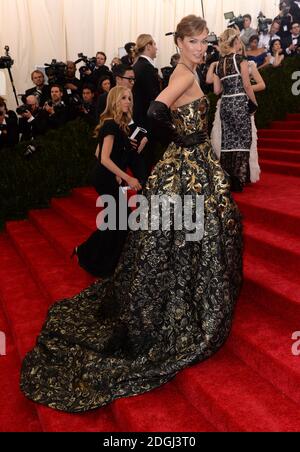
[0, 111, 19, 150]
[132, 57, 161, 130]
[19, 109, 49, 141]
[282, 34, 300, 54]
[290, 1, 300, 23]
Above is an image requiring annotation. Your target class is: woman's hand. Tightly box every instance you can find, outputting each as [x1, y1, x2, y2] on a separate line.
[116, 176, 122, 185]
[130, 138, 138, 150]
[126, 176, 142, 191]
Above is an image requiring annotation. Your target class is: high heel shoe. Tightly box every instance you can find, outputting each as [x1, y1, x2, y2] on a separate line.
[70, 247, 78, 260]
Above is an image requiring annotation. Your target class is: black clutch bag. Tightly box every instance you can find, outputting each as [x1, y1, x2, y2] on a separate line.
[248, 99, 258, 115]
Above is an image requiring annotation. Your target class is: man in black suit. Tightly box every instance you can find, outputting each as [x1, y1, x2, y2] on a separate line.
[284, 21, 300, 55]
[0, 99, 19, 150]
[132, 36, 161, 131]
[290, 0, 300, 23]
[23, 70, 51, 107]
[44, 85, 70, 129]
[18, 95, 49, 141]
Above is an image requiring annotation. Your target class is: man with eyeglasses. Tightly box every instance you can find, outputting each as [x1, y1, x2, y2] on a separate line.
[284, 22, 300, 55]
[96, 64, 136, 118]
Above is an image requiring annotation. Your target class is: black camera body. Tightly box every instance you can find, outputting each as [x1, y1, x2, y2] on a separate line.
[76, 53, 97, 77]
[16, 104, 32, 116]
[0, 55, 14, 69]
[280, 1, 291, 16]
[224, 12, 244, 31]
[45, 60, 67, 85]
[257, 12, 273, 34]
[0, 45, 13, 69]
[207, 33, 219, 46]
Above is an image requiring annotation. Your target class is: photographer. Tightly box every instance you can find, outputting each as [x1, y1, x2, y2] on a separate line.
[240, 14, 257, 48]
[275, 1, 294, 41]
[18, 95, 48, 141]
[0, 98, 19, 150]
[80, 84, 97, 125]
[81, 51, 112, 90]
[290, 0, 300, 23]
[121, 42, 136, 66]
[23, 70, 51, 107]
[284, 21, 300, 55]
[258, 20, 281, 51]
[44, 85, 70, 129]
[64, 61, 81, 93]
[161, 53, 180, 89]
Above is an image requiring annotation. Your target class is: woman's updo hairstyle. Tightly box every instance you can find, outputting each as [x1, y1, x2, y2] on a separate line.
[174, 15, 208, 46]
[219, 28, 240, 56]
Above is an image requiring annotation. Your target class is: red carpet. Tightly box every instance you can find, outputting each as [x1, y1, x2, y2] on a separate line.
[0, 114, 300, 432]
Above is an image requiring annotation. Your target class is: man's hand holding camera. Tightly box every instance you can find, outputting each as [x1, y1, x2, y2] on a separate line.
[21, 109, 33, 121]
[44, 102, 55, 116]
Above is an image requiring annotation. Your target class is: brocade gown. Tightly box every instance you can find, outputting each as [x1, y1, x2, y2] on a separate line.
[20, 97, 243, 413]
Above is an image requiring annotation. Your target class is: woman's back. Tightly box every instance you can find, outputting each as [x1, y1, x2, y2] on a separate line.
[217, 53, 245, 96]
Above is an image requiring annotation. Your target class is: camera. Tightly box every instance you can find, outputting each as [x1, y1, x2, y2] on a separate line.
[76, 53, 97, 77]
[16, 104, 31, 115]
[207, 33, 219, 46]
[280, 1, 291, 16]
[224, 12, 244, 31]
[257, 11, 273, 34]
[0, 46, 14, 69]
[45, 60, 67, 85]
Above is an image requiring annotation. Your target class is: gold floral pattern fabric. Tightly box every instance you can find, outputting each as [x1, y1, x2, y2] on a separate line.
[20, 97, 243, 413]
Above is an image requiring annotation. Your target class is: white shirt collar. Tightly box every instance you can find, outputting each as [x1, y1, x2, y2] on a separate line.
[140, 55, 155, 67]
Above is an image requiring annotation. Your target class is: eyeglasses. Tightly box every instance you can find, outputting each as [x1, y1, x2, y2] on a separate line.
[120, 76, 136, 82]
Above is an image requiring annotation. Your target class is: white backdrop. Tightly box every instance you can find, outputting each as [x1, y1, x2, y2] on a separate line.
[0, 0, 279, 108]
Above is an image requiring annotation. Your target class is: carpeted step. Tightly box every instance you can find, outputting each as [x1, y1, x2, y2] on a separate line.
[258, 138, 300, 151]
[244, 254, 300, 325]
[72, 187, 98, 209]
[243, 222, 300, 279]
[286, 113, 300, 121]
[228, 301, 300, 406]
[271, 121, 300, 130]
[6, 221, 93, 301]
[51, 196, 97, 233]
[0, 301, 42, 432]
[259, 148, 300, 163]
[112, 384, 216, 432]
[28, 209, 95, 264]
[175, 349, 300, 432]
[259, 159, 300, 177]
[258, 130, 300, 140]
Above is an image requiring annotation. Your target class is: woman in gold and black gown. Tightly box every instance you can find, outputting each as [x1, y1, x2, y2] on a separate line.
[20, 15, 243, 413]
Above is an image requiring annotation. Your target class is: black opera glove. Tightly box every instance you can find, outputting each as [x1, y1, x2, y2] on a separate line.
[148, 101, 207, 148]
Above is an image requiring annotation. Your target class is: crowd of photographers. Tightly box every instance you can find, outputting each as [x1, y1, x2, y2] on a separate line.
[0, 0, 299, 156]
[199, 0, 300, 91]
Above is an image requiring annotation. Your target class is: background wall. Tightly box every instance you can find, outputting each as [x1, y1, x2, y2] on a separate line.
[0, 0, 279, 108]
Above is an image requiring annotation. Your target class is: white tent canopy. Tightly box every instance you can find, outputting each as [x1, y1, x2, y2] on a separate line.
[0, 0, 279, 107]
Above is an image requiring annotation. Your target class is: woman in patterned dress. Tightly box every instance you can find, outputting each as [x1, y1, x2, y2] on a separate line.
[212, 29, 258, 192]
